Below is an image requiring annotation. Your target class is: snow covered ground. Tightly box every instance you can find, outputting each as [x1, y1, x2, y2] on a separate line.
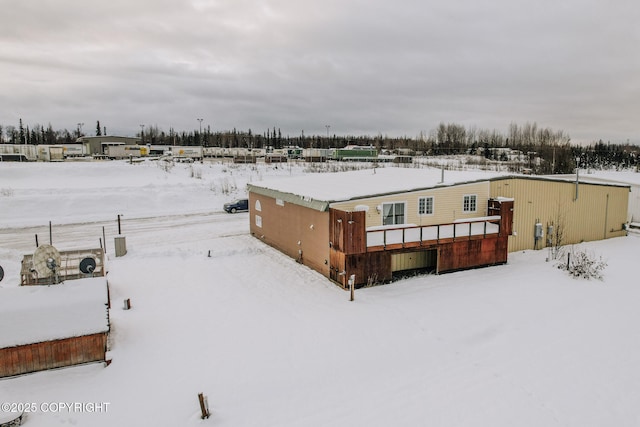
[1, 159, 639, 426]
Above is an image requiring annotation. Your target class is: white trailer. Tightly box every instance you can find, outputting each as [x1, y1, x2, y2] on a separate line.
[0, 144, 38, 161]
[61, 144, 86, 157]
[37, 145, 65, 162]
[105, 145, 148, 159]
[171, 146, 204, 160]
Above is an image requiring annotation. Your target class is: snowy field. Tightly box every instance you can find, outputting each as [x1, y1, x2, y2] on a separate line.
[1, 159, 639, 426]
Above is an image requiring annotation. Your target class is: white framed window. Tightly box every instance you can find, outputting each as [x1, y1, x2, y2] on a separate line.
[418, 196, 434, 215]
[255, 215, 262, 227]
[463, 194, 477, 213]
[255, 200, 262, 212]
[276, 198, 284, 206]
[382, 202, 405, 226]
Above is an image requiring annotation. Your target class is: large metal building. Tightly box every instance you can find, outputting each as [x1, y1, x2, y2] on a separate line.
[248, 167, 629, 288]
[490, 176, 629, 252]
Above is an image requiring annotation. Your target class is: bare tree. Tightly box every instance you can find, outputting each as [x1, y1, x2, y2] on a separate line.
[547, 202, 566, 260]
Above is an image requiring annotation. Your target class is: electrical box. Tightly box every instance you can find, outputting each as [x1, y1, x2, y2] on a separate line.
[546, 225, 554, 244]
[114, 236, 127, 257]
[534, 223, 543, 239]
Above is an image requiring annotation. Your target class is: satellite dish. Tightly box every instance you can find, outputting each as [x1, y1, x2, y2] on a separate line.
[0, 265, 4, 282]
[79, 257, 97, 274]
[32, 244, 61, 277]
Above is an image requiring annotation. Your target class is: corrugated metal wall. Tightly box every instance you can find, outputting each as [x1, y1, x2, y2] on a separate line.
[629, 185, 640, 223]
[391, 250, 437, 272]
[490, 178, 629, 252]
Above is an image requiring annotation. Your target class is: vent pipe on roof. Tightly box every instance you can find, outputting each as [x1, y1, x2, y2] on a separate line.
[440, 165, 445, 183]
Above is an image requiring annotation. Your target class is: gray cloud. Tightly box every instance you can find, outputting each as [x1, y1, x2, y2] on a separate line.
[1, 0, 639, 143]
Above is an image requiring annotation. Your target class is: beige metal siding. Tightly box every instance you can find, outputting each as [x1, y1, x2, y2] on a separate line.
[490, 178, 629, 252]
[391, 250, 437, 272]
[330, 181, 491, 228]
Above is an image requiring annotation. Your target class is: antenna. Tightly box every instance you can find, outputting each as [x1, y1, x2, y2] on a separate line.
[32, 244, 61, 284]
[79, 257, 97, 275]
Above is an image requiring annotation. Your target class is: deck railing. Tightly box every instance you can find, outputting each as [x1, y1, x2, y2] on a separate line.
[366, 216, 501, 251]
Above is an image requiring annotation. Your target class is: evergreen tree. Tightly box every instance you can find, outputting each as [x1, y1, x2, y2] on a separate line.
[19, 119, 25, 144]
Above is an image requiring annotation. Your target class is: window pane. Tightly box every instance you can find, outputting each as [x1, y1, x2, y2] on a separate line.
[395, 202, 404, 224]
[426, 197, 433, 214]
[463, 195, 476, 212]
[383, 204, 394, 225]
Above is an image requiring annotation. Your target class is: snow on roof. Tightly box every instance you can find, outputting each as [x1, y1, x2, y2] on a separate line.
[546, 172, 639, 187]
[0, 277, 109, 348]
[250, 166, 504, 203]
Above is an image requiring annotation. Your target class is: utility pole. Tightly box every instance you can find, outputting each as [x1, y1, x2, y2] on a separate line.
[140, 124, 145, 144]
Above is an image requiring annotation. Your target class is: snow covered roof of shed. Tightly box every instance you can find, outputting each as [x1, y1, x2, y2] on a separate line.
[0, 277, 109, 348]
[248, 166, 505, 210]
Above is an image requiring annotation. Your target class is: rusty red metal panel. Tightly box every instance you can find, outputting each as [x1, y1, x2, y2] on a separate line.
[0, 333, 107, 378]
[344, 252, 392, 287]
[437, 235, 508, 273]
[489, 198, 514, 236]
[344, 210, 366, 254]
[329, 209, 366, 255]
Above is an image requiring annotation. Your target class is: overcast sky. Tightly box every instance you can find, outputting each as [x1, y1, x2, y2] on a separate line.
[2, 0, 639, 143]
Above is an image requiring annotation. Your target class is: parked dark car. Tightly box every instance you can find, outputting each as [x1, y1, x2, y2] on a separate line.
[224, 198, 249, 213]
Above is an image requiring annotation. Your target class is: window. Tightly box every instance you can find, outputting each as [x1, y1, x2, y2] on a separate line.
[255, 200, 262, 212]
[255, 215, 262, 227]
[418, 197, 434, 215]
[382, 202, 405, 226]
[463, 195, 477, 213]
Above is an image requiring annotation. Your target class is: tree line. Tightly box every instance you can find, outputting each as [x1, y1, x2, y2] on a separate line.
[1, 119, 637, 174]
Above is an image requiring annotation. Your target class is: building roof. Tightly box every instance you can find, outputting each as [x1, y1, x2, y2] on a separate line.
[547, 172, 640, 187]
[248, 166, 504, 210]
[0, 277, 109, 348]
[76, 135, 141, 143]
[248, 166, 631, 211]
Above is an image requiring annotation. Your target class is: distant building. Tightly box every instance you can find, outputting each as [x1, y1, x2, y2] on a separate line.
[76, 135, 141, 156]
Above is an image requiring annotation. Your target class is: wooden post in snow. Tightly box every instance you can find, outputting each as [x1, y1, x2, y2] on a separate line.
[349, 274, 355, 301]
[198, 393, 211, 419]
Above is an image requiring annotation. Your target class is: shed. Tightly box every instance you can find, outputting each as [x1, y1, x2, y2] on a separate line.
[0, 277, 110, 378]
